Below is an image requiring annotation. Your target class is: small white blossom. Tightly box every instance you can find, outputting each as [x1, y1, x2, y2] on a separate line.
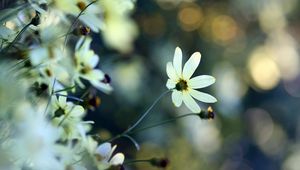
[74, 37, 113, 94]
[53, 0, 103, 32]
[78, 126, 124, 170]
[166, 47, 217, 113]
[11, 103, 63, 170]
[98, 0, 138, 53]
[95, 142, 125, 169]
[51, 93, 87, 140]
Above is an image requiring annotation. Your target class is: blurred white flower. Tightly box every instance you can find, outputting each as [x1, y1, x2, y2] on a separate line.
[0, 62, 26, 116]
[51, 93, 87, 140]
[53, 0, 103, 32]
[99, 0, 138, 53]
[74, 37, 112, 94]
[166, 47, 217, 113]
[78, 126, 124, 170]
[0, 25, 16, 45]
[95, 142, 125, 169]
[11, 103, 63, 170]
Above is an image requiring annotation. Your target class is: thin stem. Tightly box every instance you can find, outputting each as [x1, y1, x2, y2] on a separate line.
[129, 113, 199, 135]
[54, 85, 76, 93]
[124, 90, 170, 133]
[124, 159, 151, 165]
[43, 78, 56, 116]
[101, 90, 170, 144]
[54, 93, 84, 102]
[0, 23, 31, 54]
[122, 134, 140, 150]
[63, 0, 98, 51]
[8, 57, 30, 72]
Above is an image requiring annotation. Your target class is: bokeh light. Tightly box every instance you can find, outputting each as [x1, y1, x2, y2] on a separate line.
[177, 3, 203, 32]
[247, 47, 280, 90]
[211, 15, 238, 44]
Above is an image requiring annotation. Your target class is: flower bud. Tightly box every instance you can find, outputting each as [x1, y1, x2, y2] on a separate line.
[150, 158, 169, 168]
[198, 106, 215, 120]
[101, 74, 111, 84]
[30, 11, 40, 26]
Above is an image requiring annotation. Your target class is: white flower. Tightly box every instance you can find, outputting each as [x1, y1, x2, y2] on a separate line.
[95, 142, 125, 169]
[74, 37, 113, 94]
[77, 126, 124, 170]
[166, 47, 217, 113]
[11, 103, 63, 170]
[51, 92, 87, 140]
[53, 0, 103, 32]
[98, 0, 138, 53]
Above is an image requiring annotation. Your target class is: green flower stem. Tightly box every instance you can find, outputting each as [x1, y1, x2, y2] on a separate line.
[0, 23, 30, 54]
[44, 78, 56, 116]
[102, 90, 171, 144]
[54, 85, 76, 93]
[103, 113, 199, 144]
[63, 0, 98, 50]
[124, 159, 152, 165]
[124, 90, 171, 133]
[128, 113, 199, 135]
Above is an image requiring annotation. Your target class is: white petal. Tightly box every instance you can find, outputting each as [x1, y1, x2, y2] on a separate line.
[166, 79, 176, 89]
[77, 124, 87, 139]
[189, 89, 217, 103]
[88, 54, 99, 68]
[91, 80, 113, 94]
[110, 145, 117, 157]
[96, 143, 112, 159]
[75, 77, 85, 88]
[75, 37, 85, 50]
[109, 153, 125, 165]
[172, 90, 183, 107]
[70, 105, 85, 117]
[166, 62, 178, 80]
[188, 75, 215, 89]
[182, 92, 201, 113]
[173, 47, 182, 77]
[58, 95, 67, 107]
[82, 38, 92, 52]
[182, 52, 201, 79]
[84, 69, 104, 81]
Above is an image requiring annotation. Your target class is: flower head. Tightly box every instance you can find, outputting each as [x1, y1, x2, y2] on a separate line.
[166, 47, 217, 113]
[51, 92, 87, 140]
[95, 142, 125, 169]
[74, 37, 113, 94]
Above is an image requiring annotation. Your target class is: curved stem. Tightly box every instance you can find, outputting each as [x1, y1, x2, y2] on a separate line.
[124, 159, 151, 165]
[63, 0, 98, 50]
[43, 78, 56, 116]
[100, 90, 170, 144]
[128, 113, 199, 135]
[0, 23, 31, 54]
[124, 90, 170, 133]
[122, 134, 140, 150]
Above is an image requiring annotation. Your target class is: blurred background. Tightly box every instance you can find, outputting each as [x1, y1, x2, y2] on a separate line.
[87, 0, 300, 169]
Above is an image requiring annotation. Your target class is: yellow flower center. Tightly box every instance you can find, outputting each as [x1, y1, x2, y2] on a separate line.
[175, 79, 188, 91]
[79, 62, 92, 74]
[80, 67, 91, 74]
